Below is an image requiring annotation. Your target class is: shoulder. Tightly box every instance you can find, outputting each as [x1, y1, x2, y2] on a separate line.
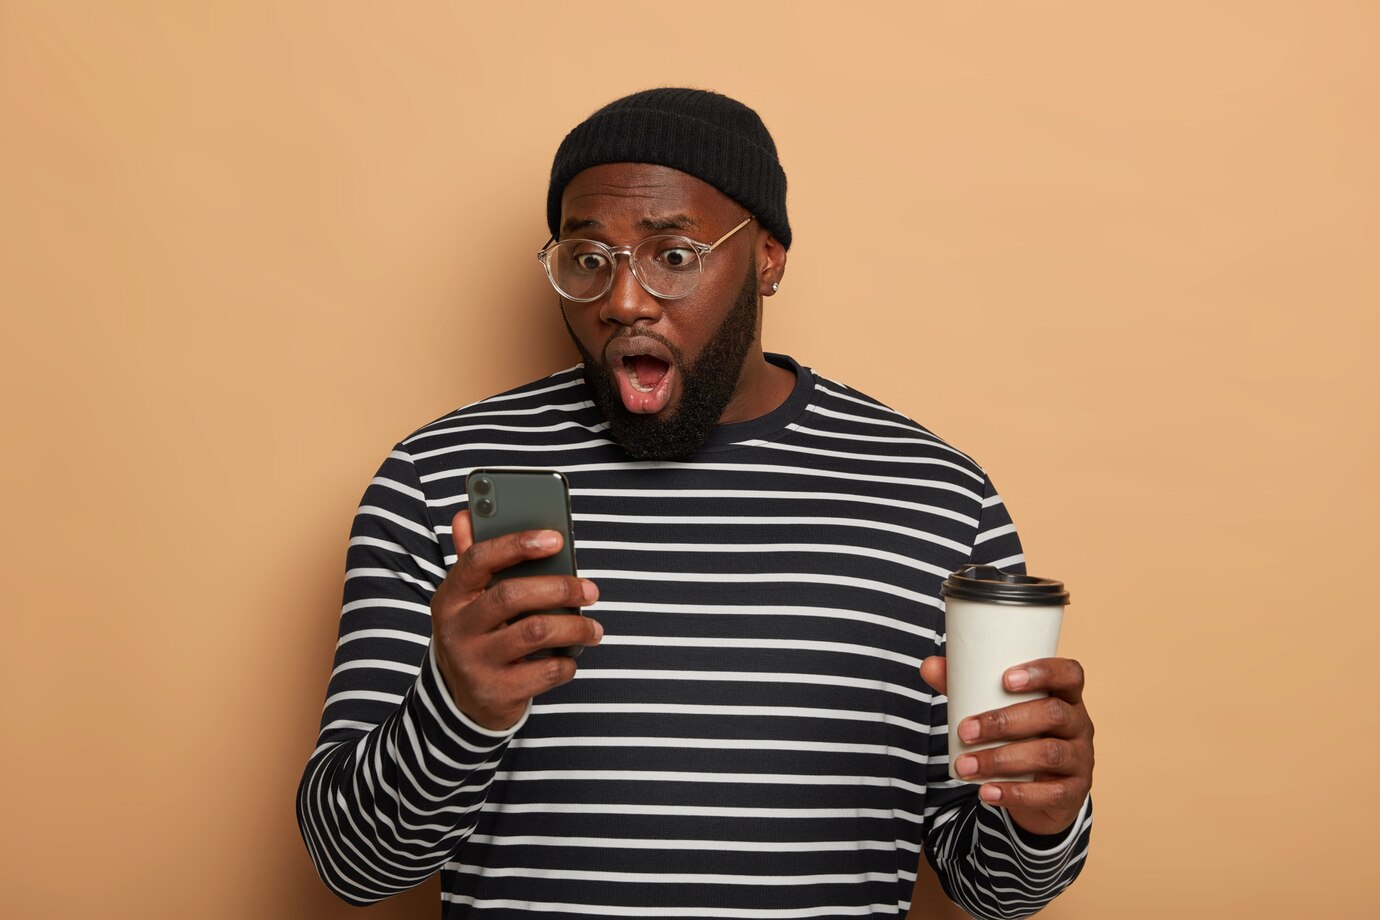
[799, 366, 987, 479]
[395, 366, 592, 447]
[383, 367, 611, 488]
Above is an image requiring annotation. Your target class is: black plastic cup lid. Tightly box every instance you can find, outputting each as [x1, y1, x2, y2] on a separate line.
[940, 564, 1070, 606]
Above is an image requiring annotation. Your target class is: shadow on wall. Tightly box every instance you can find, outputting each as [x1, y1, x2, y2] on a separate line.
[257, 247, 576, 917]
[435, 218, 584, 397]
[251, 476, 442, 918]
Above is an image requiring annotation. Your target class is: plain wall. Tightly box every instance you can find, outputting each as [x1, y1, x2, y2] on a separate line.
[2, 2, 1376, 917]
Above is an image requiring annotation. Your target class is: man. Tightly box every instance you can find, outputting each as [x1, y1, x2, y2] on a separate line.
[298, 88, 1094, 919]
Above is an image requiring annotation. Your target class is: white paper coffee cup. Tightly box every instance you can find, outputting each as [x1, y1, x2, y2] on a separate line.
[940, 564, 1069, 782]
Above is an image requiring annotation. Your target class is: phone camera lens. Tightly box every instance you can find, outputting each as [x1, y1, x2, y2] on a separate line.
[471, 477, 493, 496]
[474, 497, 495, 517]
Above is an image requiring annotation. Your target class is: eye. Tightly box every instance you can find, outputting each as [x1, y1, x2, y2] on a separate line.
[563, 244, 610, 274]
[654, 242, 699, 271]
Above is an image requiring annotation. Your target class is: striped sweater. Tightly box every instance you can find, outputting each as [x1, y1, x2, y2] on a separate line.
[297, 354, 1091, 919]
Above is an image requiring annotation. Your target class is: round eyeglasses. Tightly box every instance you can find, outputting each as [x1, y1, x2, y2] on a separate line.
[536, 216, 754, 302]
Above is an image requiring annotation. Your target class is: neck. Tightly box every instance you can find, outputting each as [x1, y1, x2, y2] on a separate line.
[717, 349, 796, 425]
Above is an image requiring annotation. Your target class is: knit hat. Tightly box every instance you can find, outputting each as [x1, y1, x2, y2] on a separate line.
[547, 87, 791, 249]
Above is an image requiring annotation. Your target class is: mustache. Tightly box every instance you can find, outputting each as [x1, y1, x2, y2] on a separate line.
[600, 328, 686, 368]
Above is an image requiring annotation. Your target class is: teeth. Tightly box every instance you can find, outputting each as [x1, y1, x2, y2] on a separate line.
[626, 362, 654, 392]
[622, 356, 658, 392]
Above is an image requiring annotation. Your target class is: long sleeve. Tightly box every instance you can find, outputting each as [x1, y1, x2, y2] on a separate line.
[295, 445, 525, 905]
[921, 473, 1093, 919]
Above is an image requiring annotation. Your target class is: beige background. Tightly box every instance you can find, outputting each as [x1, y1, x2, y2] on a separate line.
[2, 1, 1376, 918]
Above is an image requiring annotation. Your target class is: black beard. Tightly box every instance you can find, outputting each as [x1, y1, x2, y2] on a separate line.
[566, 259, 760, 461]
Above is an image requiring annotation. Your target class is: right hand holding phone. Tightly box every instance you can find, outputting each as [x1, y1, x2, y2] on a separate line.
[430, 509, 602, 731]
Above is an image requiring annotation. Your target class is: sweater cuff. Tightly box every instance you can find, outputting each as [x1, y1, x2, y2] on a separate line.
[985, 793, 1092, 854]
[407, 643, 530, 781]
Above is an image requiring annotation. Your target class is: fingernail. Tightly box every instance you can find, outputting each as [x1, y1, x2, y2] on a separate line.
[581, 579, 598, 603]
[955, 755, 978, 777]
[591, 619, 604, 641]
[980, 784, 1002, 803]
[525, 531, 560, 550]
[1006, 669, 1030, 690]
[959, 718, 980, 743]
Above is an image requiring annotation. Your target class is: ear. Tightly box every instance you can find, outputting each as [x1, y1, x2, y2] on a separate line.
[755, 230, 787, 297]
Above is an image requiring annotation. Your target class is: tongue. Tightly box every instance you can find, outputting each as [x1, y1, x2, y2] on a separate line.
[629, 355, 669, 388]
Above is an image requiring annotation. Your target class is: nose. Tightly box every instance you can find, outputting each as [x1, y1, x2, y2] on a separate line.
[598, 252, 663, 327]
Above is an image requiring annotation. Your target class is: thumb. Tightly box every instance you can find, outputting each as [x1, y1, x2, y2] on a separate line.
[920, 656, 947, 695]
[450, 509, 474, 558]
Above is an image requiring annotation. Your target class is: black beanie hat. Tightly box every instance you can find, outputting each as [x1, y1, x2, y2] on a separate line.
[547, 87, 791, 250]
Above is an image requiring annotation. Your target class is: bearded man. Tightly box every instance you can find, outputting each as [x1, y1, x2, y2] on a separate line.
[298, 88, 1095, 920]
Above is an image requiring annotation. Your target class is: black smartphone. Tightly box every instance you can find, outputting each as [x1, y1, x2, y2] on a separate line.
[465, 468, 582, 657]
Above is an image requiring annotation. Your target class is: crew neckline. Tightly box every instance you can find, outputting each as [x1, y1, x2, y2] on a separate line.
[691, 353, 814, 452]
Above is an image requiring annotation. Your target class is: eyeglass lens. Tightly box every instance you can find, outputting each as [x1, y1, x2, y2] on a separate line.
[546, 236, 702, 301]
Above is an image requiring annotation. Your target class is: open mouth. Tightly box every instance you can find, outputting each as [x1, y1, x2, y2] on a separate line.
[604, 340, 677, 415]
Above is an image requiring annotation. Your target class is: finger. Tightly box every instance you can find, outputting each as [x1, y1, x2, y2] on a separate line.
[975, 776, 1089, 812]
[919, 656, 947, 695]
[454, 654, 583, 731]
[431, 511, 479, 615]
[462, 574, 599, 637]
[952, 737, 1088, 783]
[451, 508, 475, 556]
[956, 695, 1087, 745]
[1004, 657, 1086, 704]
[503, 653, 582, 699]
[448, 527, 569, 597]
[487, 609, 606, 663]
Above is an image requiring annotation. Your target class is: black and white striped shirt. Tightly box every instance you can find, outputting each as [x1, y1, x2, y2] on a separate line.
[297, 354, 1091, 919]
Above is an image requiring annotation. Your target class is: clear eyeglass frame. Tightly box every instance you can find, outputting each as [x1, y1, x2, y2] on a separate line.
[537, 216, 754, 302]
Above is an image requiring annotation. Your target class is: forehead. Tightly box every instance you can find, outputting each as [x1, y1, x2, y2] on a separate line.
[560, 163, 741, 236]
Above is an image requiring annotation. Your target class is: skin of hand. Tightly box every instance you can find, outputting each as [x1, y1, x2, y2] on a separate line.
[430, 509, 603, 731]
[920, 655, 1094, 837]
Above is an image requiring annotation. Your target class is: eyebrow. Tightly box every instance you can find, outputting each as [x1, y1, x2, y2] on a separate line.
[638, 214, 702, 233]
[560, 214, 703, 236]
[562, 217, 603, 235]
